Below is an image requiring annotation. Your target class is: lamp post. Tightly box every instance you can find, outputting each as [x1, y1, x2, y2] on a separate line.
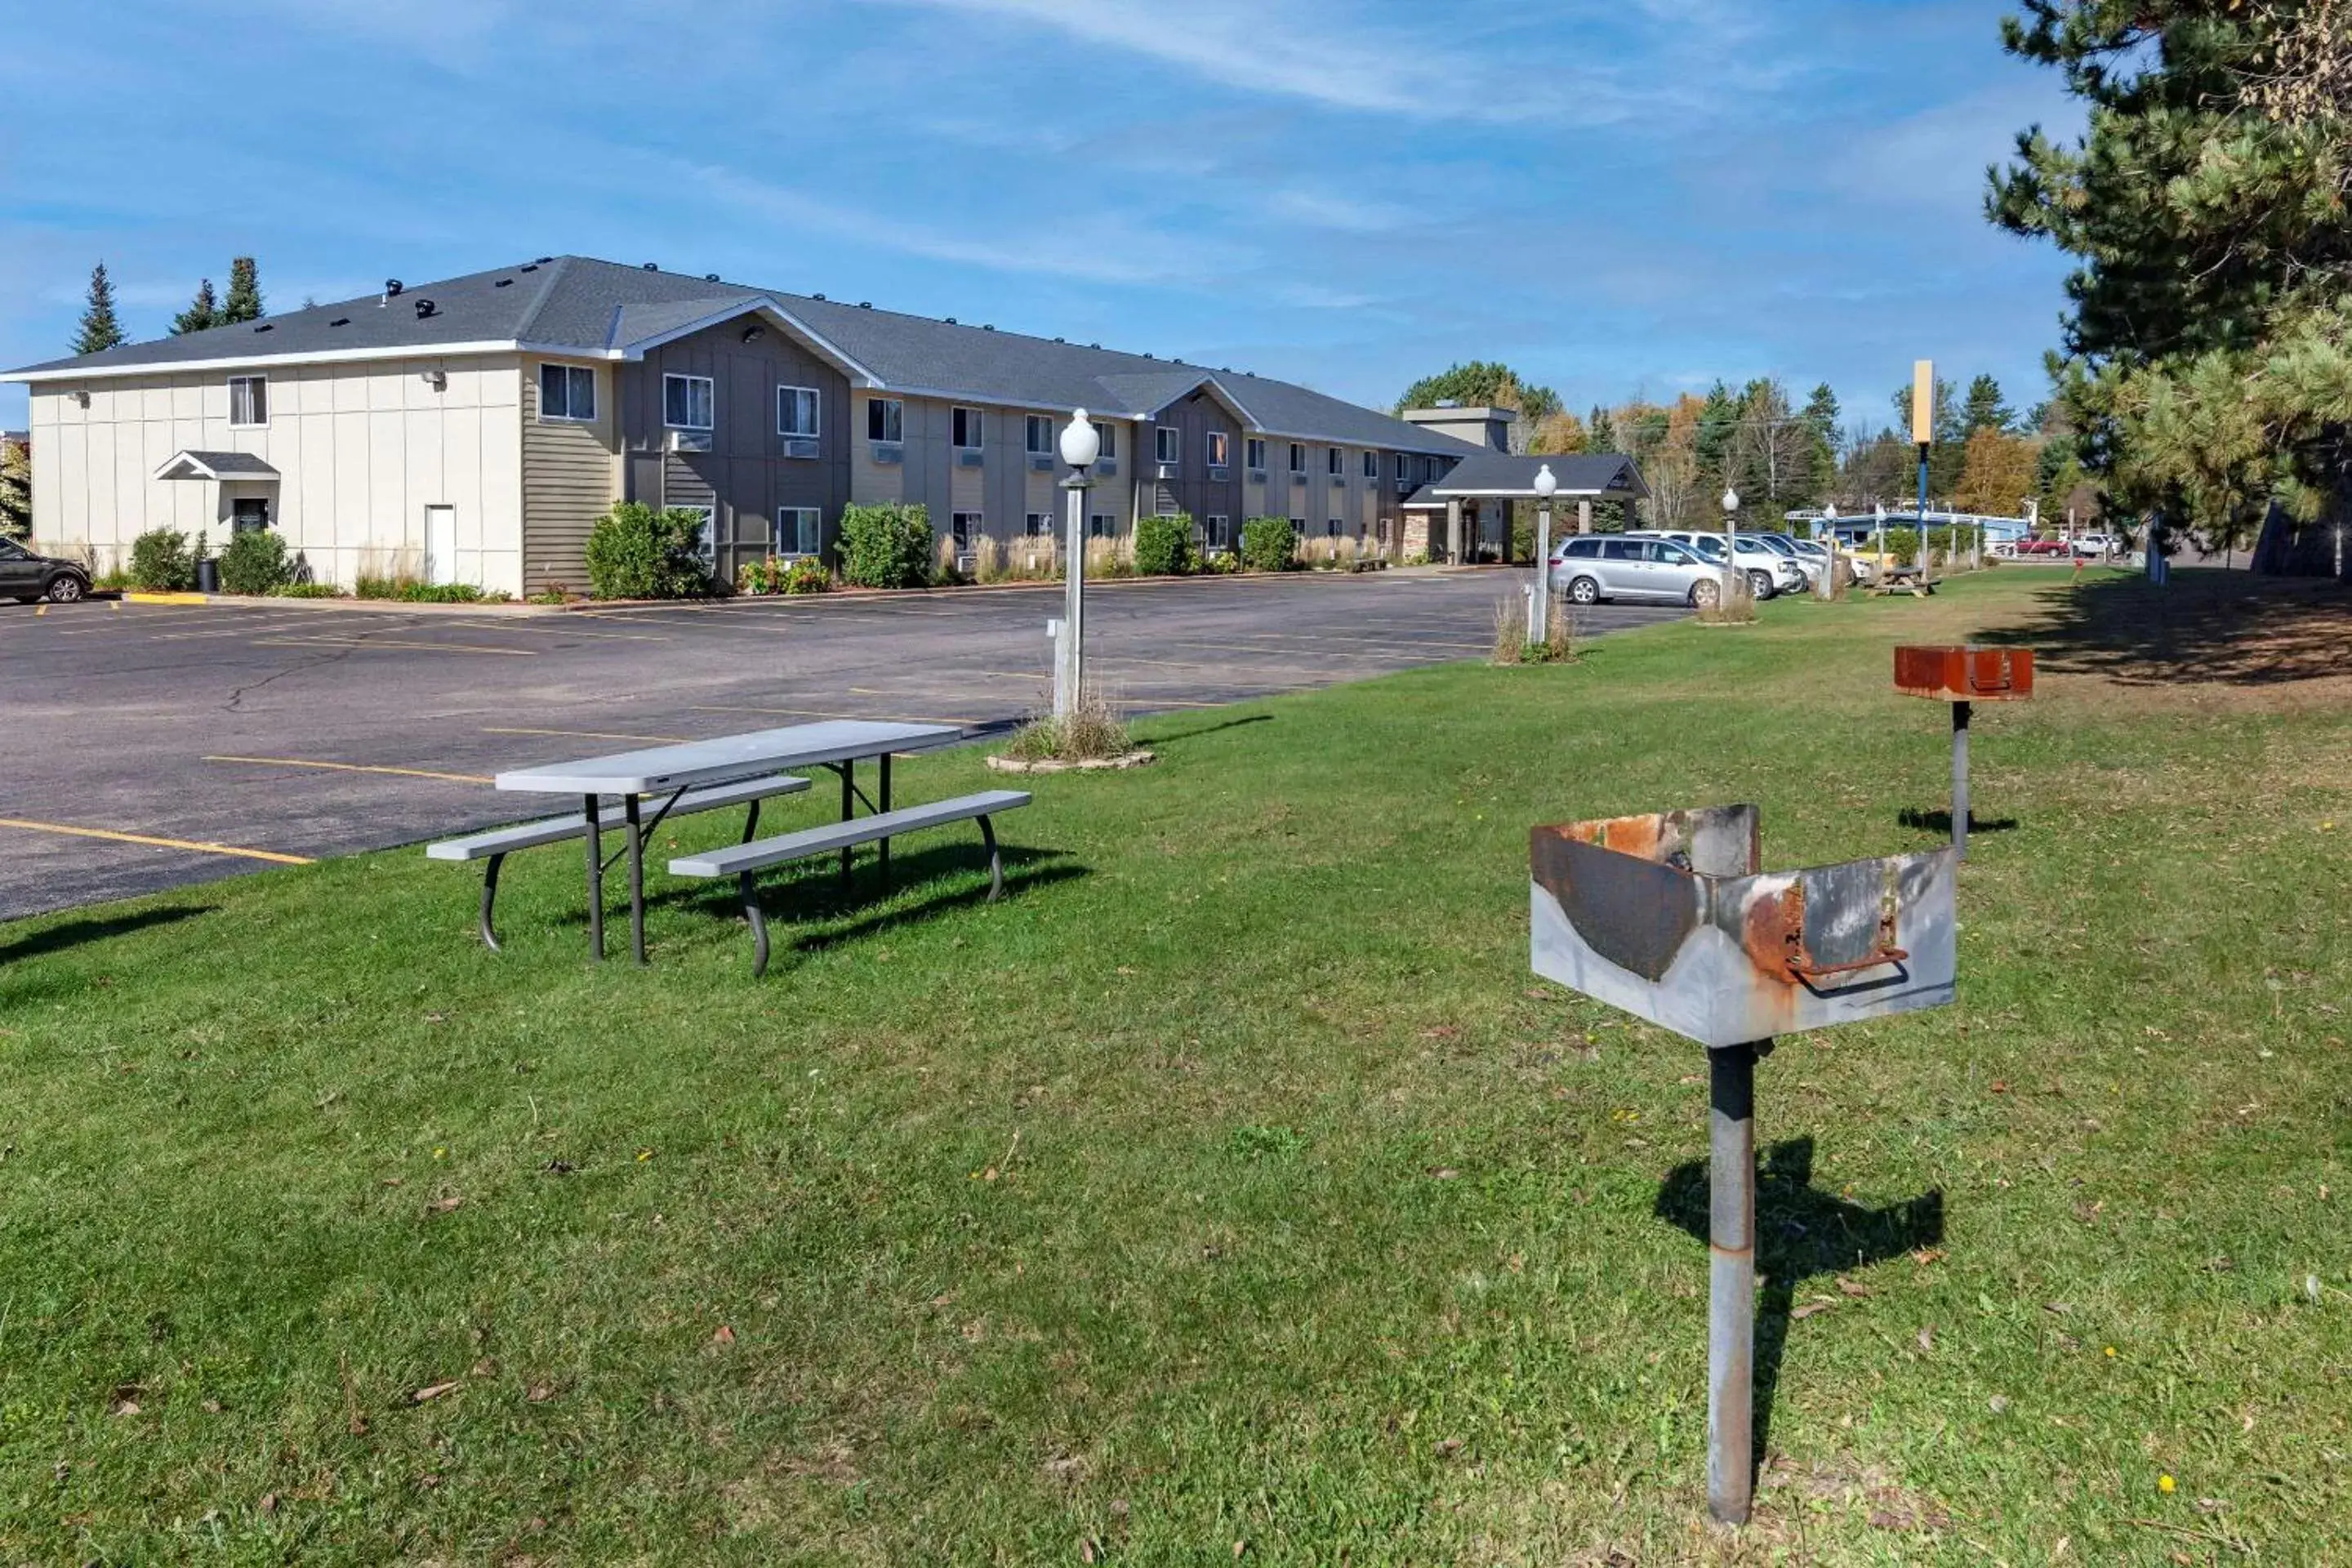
[1818, 501, 1838, 600]
[1054, 408, 1099, 719]
[1531, 463, 1557, 644]
[1720, 486, 1741, 605]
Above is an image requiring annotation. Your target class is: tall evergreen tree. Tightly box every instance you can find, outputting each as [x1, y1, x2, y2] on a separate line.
[1989, 0, 2352, 543]
[222, 256, 264, 324]
[1693, 381, 1741, 484]
[72, 261, 127, 355]
[1588, 405, 1619, 454]
[1802, 382, 1842, 495]
[1961, 374, 2016, 434]
[172, 278, 220, 336]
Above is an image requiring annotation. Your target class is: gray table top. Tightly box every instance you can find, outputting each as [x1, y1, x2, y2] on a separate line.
[493, 719, 963, 796]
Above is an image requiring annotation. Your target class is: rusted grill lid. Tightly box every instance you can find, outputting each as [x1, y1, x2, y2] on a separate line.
[1894, 644, 2035, 702]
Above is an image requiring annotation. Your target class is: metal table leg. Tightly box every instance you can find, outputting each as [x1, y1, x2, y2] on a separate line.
[879, 751, 893, 889]
[839, 757, 855, 889]
[1708, 1040, 1761, 1526]
[1951, 700, 1972, 861]
[583, 793, 604, 960]
[626, 792, 647, 965]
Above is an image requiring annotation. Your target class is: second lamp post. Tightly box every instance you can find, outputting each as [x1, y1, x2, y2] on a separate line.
[1055, 409, 1100, 718]
[1530, 462, 1557, 644]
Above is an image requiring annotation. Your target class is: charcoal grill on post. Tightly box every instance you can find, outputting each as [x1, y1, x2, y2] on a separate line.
[1529, 805, 1957, 1526]
[1894, 645, 2034, 860]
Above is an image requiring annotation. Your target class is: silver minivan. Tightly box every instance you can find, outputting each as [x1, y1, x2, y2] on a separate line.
[1548, 534, 1724, 608]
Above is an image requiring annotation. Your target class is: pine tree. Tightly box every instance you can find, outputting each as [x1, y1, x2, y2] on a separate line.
[1802, 383, 1842, 497]
[1961, 374, 2015, 434]
[172, 278, 221, 336]
[1588, 406, 1619, 454]
[222, 256, 264, 324]
[1988, 0, 2352, 541]
[0, 435, 30, 539]
[1693, 381, 1741, 485]
[72, 261, 127, 355]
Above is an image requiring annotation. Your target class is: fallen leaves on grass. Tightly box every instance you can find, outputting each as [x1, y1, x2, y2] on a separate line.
[1836, 1276, 1872, 1298]
[108, 1383, 142, 1417]
[711, 1325, 736, 1347]
[424, 1196, 463, 1215]
[1792, 1300, 1836, 1321]
[410, 1380, 462, 1405]
[526, 1383, 557, 1404]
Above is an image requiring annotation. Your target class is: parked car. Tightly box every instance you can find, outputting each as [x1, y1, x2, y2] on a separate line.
[1548, 534, 1726, 608]
[1641, 531, 1803, 599]
[1748, 532, 1825, 587]
[0, 537, 91, 603]
[2070, 533, 2118, 556]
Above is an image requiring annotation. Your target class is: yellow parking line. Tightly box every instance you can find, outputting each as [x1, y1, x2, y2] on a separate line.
[251, 635, 537, 657]
[692, 702, 982, 727]
[203, 755, 493, 784]
[442, 620, 675, 642]
[0, 816, 313, 865]
[484, 726, 691, 744]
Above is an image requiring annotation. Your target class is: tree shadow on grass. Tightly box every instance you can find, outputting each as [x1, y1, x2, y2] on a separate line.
[0, 904, 214, 965]
[1654, 1137, 1944, 1477]
[1972, 568, 2352, 686]
[666, 842, 1085, 968]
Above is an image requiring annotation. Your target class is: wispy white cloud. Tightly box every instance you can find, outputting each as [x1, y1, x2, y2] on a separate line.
[1265, 189, 1419, 234]
[862, 0, 1552, 121]
[680, 163, 1250, 287]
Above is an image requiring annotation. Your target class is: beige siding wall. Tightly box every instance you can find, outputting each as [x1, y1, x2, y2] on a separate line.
[27, 357, 524, 593]
[845, 396, 1140, 542]
[520, 358, 619, 595]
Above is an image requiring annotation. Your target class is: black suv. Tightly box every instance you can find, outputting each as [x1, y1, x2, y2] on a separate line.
[0, 537, 92, 603]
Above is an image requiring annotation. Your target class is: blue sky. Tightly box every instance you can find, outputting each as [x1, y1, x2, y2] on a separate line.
[0, 0, 2078, 434]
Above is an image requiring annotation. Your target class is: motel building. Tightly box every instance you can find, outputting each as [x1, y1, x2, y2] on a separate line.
[2, 257, 1549, 596]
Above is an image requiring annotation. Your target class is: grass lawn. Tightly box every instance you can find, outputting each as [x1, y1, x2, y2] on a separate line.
[2, 568, 2346, 1565]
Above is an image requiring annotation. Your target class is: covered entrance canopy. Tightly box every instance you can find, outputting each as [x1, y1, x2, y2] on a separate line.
[1403, 452, 1648, 564]
[154, 449, 280, 483]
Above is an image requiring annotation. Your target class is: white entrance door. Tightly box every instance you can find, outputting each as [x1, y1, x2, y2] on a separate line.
[423, 506, 457, 586]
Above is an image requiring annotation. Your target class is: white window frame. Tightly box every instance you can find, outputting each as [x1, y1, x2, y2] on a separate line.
[681, 505, 717, 564]
[951, 510, 983, 548]
[1326, 447, 1343, 477]
[1246, 437, 1267, 470]
[664, 373, 715, 431]
[1089, 513, 1116, 539]
[1206, 514, 1230, 548]
[1395, 452, 1410, 480]
[1326, 518, 1343, 537]
[1362, 450, 1379, 479]
[227, 374, 269, 429]
[537, 364, 595, 423]
[1024, 511, 1052, 537]
[774, 506, 821, 557]
[776, 385, 820, 439]
[866, 397, 903, 442]
[952, 407, 983, 450]
[1289, 443, 1306, 474]
[1155, 425, 1180, 465]
[1097, 424, 1116, 459]
[1205, 430, 1229, 468]
[1025, 414, 1053, 456]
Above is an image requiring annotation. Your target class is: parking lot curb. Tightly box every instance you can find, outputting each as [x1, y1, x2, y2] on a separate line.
[122, 591, 212, 605]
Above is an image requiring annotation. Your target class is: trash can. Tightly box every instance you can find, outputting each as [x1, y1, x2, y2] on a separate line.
[195, 557, 220, 594]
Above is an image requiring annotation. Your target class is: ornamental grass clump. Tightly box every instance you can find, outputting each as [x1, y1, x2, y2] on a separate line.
[1003, 687, 1132, 763]
[1695, 570, 1757, 626]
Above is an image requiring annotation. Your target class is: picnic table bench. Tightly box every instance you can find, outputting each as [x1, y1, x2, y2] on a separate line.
[429, 719, 1000, 967]
[1872, 564, 1937, 598]
[670, 788, 1031, 977]
[427, 773, 810, 951]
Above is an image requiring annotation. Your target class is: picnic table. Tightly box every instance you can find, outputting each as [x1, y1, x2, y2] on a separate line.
[1871, 564, 1936, 598]
[492, 719, 962, 964]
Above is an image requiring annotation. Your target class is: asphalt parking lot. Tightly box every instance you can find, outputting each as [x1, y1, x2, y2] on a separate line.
[0, 569, 1682, 920]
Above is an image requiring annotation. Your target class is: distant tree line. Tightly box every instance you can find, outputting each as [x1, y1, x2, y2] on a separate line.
[69, 256, 267, 354]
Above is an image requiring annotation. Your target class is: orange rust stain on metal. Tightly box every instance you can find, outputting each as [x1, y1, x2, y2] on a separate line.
[1894, 644, 2037, 702]
[1557, 811, 1673, 861]
[1740, 884, 1806, 987]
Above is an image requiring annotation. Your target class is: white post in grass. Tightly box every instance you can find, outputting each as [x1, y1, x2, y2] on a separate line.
[1818, 501, 1838, 600]
[1720, 486, 1741, 605]
[1055, 408, 1100, 719]
[1531, 463, 1557, 644]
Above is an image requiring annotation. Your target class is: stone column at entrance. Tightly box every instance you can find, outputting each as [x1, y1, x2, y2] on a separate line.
[1446, 498, 1463, 564]
[1579, 499, 1592, 535]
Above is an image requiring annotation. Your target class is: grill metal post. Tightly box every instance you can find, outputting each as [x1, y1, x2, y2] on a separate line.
[1707, 1040, 1761, 1526]
[1950, 699, 1971, 860]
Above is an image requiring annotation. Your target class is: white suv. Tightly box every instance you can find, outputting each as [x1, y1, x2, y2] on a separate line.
[1639, 532, 1803, 599]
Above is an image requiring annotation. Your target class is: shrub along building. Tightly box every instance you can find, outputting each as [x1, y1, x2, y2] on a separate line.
[5, 256, 1505, 595]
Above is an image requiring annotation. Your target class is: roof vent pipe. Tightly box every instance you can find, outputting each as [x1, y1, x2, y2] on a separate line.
[644, 261, 659, 270]
[381, 278, 403, 304]
[414, 298, 437, 318]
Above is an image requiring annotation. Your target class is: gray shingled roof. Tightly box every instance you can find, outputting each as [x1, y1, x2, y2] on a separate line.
[9, 256, 1486, 457]
[157, 450, 281, 479]
[1402, 451, 1648, 506]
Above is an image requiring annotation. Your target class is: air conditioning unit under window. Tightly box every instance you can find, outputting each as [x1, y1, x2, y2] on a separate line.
[782, 437, 818, 460]
[1155, 461, 1178, 481]
[1028, 453, 1056, 473]
[667, 429, 712, 453]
